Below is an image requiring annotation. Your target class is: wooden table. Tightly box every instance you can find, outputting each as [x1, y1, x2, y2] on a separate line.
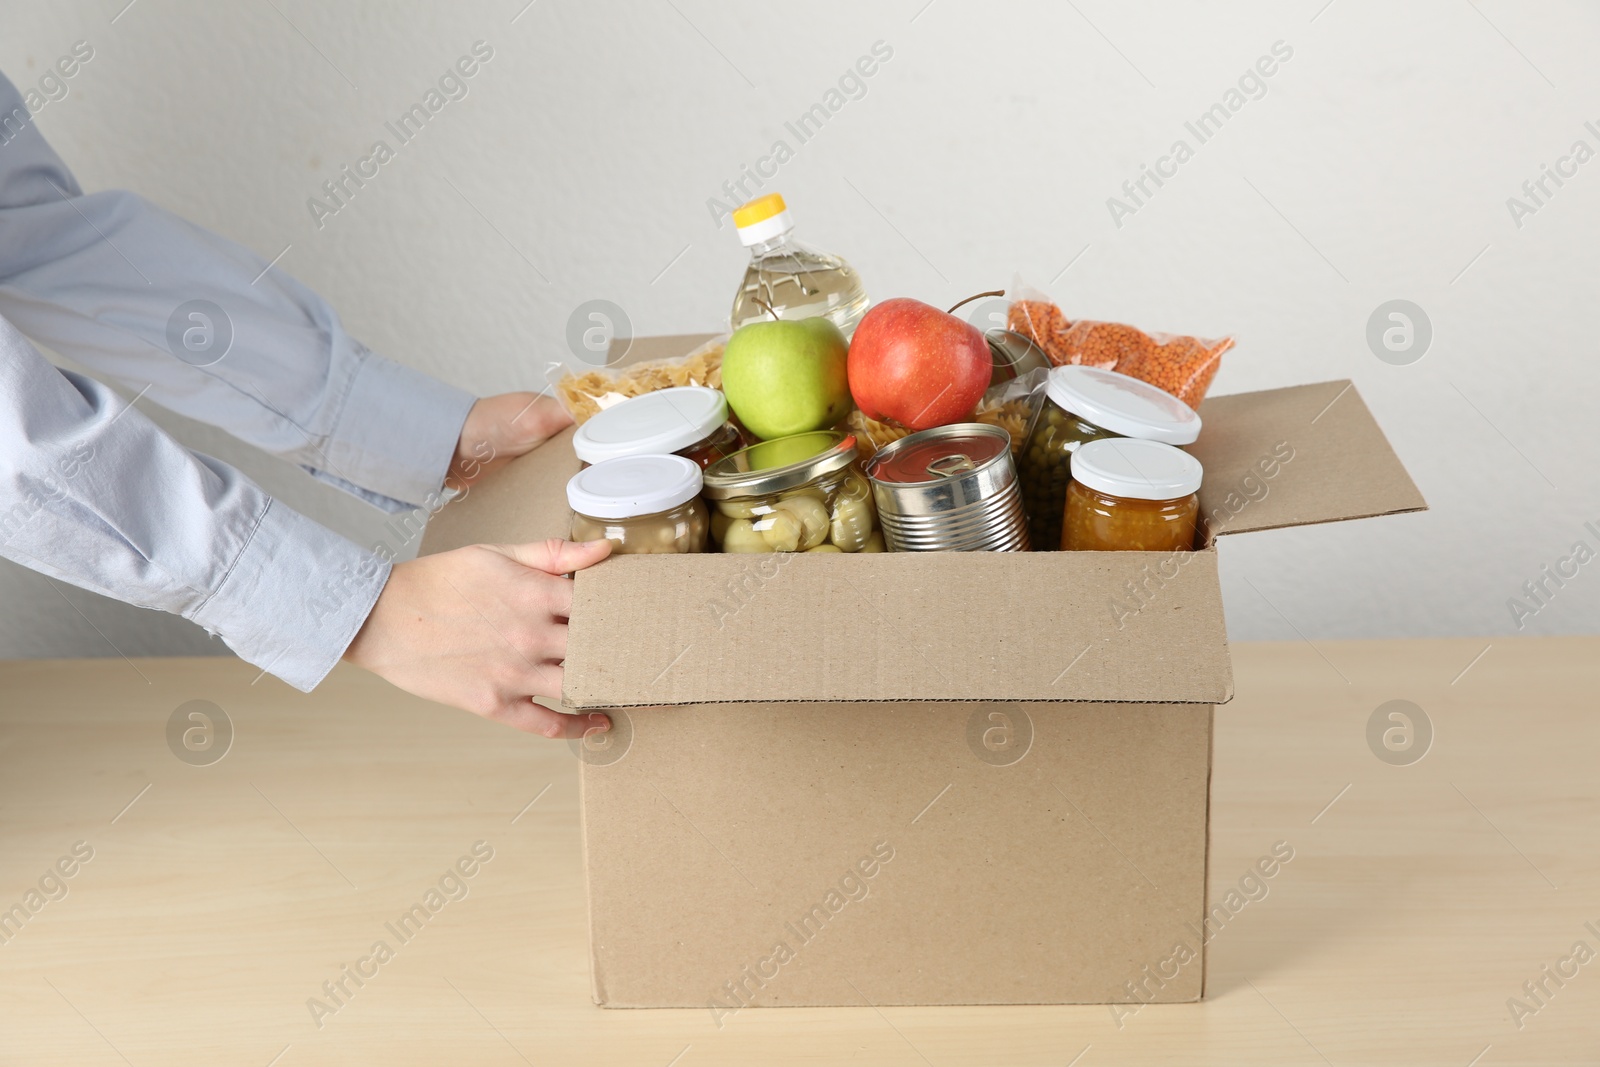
[1, 636, 1596, 1065]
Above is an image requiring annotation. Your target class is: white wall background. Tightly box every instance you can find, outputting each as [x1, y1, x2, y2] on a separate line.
[2, 0, 1597, 663]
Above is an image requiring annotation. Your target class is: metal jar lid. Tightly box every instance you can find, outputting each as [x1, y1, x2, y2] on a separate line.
[702, 430, 860, 500]
[985, 329, 1051, 386]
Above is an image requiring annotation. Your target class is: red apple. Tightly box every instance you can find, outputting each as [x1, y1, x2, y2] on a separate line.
[847, 298, 991, 431]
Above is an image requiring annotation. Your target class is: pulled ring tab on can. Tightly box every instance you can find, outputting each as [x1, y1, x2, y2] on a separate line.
[927, 453, 978, 478]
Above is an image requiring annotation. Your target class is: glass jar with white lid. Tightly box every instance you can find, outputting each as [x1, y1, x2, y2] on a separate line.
[572, 386, 744, 470]
[1016, 365, 1201, 551]
[566, 453, 710, 554]
[1061, 437, 1203, 552]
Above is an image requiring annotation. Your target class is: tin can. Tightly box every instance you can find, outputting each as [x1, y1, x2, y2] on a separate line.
[864, 423, 1030, 552]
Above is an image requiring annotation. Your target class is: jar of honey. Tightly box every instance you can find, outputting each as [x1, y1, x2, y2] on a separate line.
[1061, 438, 1203, 552]
[572, 386, 744, 470]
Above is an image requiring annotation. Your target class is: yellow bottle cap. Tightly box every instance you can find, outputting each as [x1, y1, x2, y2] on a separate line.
[732, 193, 787, 230]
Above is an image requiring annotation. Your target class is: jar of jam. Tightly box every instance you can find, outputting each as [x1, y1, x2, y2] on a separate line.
[572, 386, 744, 470]
[1017, 365, 1200, 551]
[702, 431, 882, 553]
[1061, 438, 1202, 552]
[567, 453, 710, 554]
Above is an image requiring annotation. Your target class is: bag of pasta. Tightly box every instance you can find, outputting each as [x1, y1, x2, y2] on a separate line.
[974, 366, 1049, 450]
[550, 335, 727, 425]
[1005, 282, 1232, 410]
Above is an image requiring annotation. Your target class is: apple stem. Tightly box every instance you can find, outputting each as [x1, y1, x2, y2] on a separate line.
[945, 290, 1006, 316]
[753, 297, 781, 322]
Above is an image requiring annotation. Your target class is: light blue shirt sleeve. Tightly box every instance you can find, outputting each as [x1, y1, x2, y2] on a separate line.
[0, 73, 476, 513]
[0, 319, 388, 690]
[0, 70, 477, 690]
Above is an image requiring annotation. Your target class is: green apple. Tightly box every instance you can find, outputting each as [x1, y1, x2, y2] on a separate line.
[721, 317, 851, 440]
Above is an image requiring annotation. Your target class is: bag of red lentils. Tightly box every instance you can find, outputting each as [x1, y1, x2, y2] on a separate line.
[1004, 280, 1233, 410]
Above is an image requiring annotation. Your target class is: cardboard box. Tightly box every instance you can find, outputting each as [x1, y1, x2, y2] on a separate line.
[422, 336, 1425, 1010]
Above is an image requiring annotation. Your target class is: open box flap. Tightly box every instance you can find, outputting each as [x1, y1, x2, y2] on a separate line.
[560, 549, 1233, 708]
[423, 426, 581, 551]
[1190, 379, 1426, 539]
[611, 332, 722, 362]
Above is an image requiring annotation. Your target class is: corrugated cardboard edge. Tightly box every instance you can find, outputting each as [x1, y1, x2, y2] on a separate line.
[579, 762, 607, 1006]
[596, 994, 1196, 1008]
[1199, 704, 1216, 1001]
[563, 549, 1235, 709]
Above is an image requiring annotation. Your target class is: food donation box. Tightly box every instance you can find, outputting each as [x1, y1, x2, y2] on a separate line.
[421, 334, 1426, 1009]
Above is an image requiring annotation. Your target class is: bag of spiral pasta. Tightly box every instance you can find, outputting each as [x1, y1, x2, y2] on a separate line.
[549, 335, 727, 425]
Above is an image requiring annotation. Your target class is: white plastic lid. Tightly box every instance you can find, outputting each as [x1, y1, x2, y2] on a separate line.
[732, 207, 790, 244]
[572, 387, 729, 464]
[1045, 365, 1201, 445]
[737, 210, 793, 246]
[1070, 438, 1203, 500]
[566, 453, 703, 519]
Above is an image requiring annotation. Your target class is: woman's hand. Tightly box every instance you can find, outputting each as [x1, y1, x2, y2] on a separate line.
[452, 392, 573, 489]
[344, 538, 613, 737]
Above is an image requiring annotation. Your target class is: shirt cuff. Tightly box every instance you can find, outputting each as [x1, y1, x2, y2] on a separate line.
[189, 498, 390, 691]
[315, 348, 477, 509]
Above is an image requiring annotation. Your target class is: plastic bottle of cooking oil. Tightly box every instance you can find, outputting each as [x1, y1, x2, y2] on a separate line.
[729, 193, 869, 338]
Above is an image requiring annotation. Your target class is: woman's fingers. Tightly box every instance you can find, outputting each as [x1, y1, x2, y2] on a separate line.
[542, 623, 568, 664]
[490, 538, 613, 577]
[343, 542, 612, 737]
[452, 394, 575, 488]
[492, 700, 610, 739]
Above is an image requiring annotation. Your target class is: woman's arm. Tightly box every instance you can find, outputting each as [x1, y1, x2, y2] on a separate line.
[0, 69, 473, 513]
